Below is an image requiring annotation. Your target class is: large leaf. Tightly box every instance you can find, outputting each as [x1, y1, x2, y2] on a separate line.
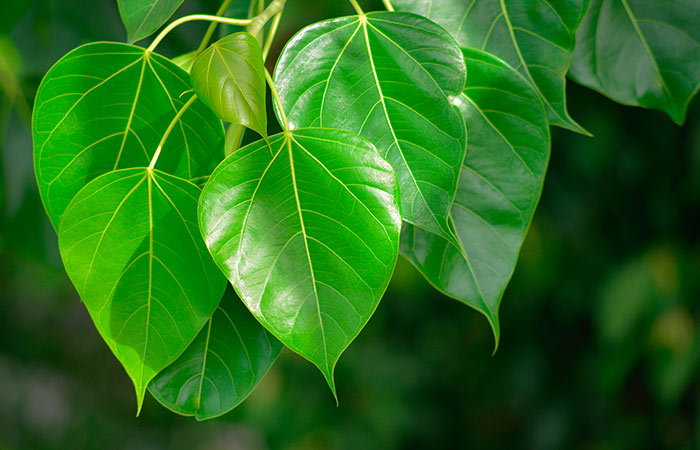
[393, 0, 589, 134]
[401, 48, 551, 343]
[274, 12, 466, 244]
[150, 287, 282, 420]
[117, 0, 184, 43]
[199, 128, 401, 395]
[191, 32, 267, 138]
[32, 42, 224, 229]
[58, 168, 226, 411]
[570, 0, 700, 125]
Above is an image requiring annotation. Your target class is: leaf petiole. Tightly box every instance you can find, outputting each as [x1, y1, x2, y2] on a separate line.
[195, 0, 235, 55]
[348, 0, 365, 15]
[262, 11, 283, 61]
[265, 68, 289, 132]
[381, 0, 395, 12]
[149, 93, 199, 169]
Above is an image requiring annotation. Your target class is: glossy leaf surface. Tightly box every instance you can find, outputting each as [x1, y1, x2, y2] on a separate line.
[32, 42, 224, 229]
[274, 12, 466, 243]
[150, 287, 282, 421]
[393, 0, 589, 133]
[117, 0, 184, 43]
[401, 48, 550, 342]
[58, 168, 226, 411]
[570, 0, 700, 124]
[191, 32, 267, 138]
[199, 128, 401, 394]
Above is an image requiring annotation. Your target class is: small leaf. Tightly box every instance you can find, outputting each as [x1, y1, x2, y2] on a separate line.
[570, 0, 700, 125]
[117, 0, 184, 43]
[274, 12, 466, 244]
[401, 48, 551, 344]
[393, 0, 589, 134]
[191, 32, 267, 138]
[32, 42, 224, 229]
[199, 128, 401, 396]
[58, 168, 227, 412]
[172, 51, 197, 73]
[150, 287, 282, 421]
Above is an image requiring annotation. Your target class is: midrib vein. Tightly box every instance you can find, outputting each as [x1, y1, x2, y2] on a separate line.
[114, 55, 147, 169]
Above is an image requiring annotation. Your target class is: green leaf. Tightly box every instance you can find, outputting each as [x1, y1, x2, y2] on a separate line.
[199, 128, 401, 396]
[117, 0, 184, 43]
[32, 42, 225, 229]
[393, 0, 589, 134]
[172, 51, 197, 73]
[570, 0, 700, 125]
[58, 167, 226, 412]
[274, 12, 466, 244]
[225, 123, 246, 157]
[401, 48, 551, 344]
[191, 32, 267, 138]
[149, 287, 282, 421]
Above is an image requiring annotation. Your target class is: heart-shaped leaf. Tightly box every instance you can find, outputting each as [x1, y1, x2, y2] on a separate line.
[401, 48, 550, 344]
[191, 32, 267, 138]
[150, 287, 282, 421]
[393, 0, 589, 134]
[58, 167, 226, 412]
[199, 128, 401, 395]
[32, 42, 224, 229]
[117, 0, 184, 43]
[570, 0, 700, 125]
[274, 12, 466, 244]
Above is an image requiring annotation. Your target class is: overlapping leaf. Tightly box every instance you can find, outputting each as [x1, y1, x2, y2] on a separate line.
[58, 168, 226, 411]
[32, 42, 225, 228]
[191, 32, 267, 138]
[401, 48, 550, 343]
[199, 128, 401, 395]
[150, 287, 282, 421]
[570, 0, 700, 124]
[117, 0, 184, 43]
[274, 12, 466, 243]
[393, 0, 589, 134]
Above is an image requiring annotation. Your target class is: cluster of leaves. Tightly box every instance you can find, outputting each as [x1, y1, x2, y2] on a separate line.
[30, 0, 700, 420]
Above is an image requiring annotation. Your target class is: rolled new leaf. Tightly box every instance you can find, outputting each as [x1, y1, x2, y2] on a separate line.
[58, 168, 227, 412]
[199, 128, 401, 397]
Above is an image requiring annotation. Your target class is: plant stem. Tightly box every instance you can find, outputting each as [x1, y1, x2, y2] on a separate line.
[249, 0, 286, 38]
[381, 0, 395, 12]
[348, 0, 365, 15]
[195, 0, 234, 54]
[149, 94, 198, 169]
[264, 69, 289, 131]
[262, 11, 283, 61]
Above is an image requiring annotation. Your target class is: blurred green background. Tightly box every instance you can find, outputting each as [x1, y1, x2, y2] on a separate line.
[2, 0, 700, 449]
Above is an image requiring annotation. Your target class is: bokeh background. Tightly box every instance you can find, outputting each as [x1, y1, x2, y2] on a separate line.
[2, 0, 700, 448]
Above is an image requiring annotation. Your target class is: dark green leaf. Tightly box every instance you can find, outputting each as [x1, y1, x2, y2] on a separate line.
[58, 167, 226, 412]
[570, 0, 700, 124]
[401, 48, 551, 343]
[150, 287, 282, 421]
[117, 0, 184, 43]
[199, 128, 401, 395]
[32, 42, 225, 229]
[191, 32, 267, 138]
[274, 12, 466, 244]
[393, 0, 589, 134]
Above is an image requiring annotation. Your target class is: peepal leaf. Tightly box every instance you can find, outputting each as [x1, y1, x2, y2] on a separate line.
[570, 0, 700, 124]
[274, 12, 466, 243]
[58, 168, 226, 412]
[393, 0, 589, 134]
[32, 42, 224, 229]
[199, 129, 401, 395]
[150, 287, 282, 421]
[191, 32, 267, 138]
[401, 48, 550, 343]
[117, 0, 184, 43]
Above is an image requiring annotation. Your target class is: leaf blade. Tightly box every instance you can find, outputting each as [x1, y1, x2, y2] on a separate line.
[117, 0, 185, 43]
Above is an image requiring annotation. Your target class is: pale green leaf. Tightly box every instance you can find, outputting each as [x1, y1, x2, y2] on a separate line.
[117, 0, 184, 43]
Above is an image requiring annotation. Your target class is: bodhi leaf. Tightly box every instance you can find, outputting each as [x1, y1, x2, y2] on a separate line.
[191, 32, 267, 138]
[401, 48, 550, 344]
[58, 168, 226, 412]
[117, 0, 184, 43]
[274, 12, 466, 244]
[393, 0, 589, 134]
[32, 42, 224, 229]
[570, 0, 700, 125]
[172, 51, 196, 73]
[199, 128, 401, 396]
[150, 287, 282, 421]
